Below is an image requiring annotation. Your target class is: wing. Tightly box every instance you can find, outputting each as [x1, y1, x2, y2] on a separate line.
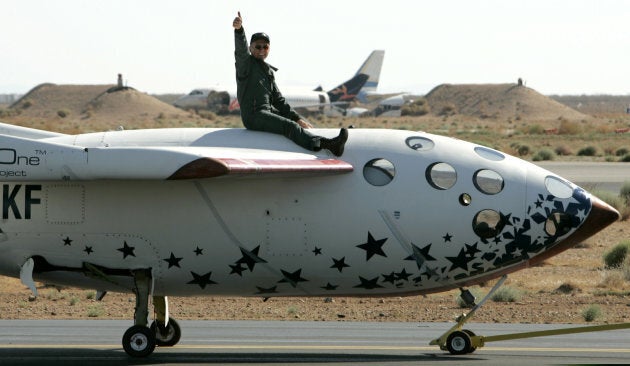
[0, 132, 352, 181]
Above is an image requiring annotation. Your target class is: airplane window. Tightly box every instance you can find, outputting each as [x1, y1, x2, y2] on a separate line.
[459, 193, 472, 206]
[473, 209, 505, 239]
[405, 136, 434, 151]
[474, 146, 505, 161]
[474, 169, 504, 195]
[363, 158, 396, 186]
[426, 162, 457, 190]
[545, 212, 573, 237]
[545, 176, 573, 199]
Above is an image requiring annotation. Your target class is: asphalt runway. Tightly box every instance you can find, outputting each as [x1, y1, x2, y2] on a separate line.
[1, 320, 629, 365]
[536, 161, 630, 193]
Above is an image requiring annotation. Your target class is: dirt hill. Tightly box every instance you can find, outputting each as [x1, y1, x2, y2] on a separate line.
[8, 83, 203, 132]
[425, 83, 590, 121]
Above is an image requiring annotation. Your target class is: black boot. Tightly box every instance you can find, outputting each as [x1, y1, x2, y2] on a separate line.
[320, 128, 348, 156]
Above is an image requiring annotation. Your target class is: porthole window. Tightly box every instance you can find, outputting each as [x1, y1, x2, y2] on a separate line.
[545, 212, 574, 237]
[406, 136, 435, 151]
[459, 193, 472, 206]
[363, 158, 396, 186]
[474, 146, 505, 161]
[474, 169, 504, 195]
[426, 162, 457, 190]
[473, 209, 505, 238]
[545, 176, 573, 199]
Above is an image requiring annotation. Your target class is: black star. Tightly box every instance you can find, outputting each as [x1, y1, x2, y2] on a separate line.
[83, 246, 93, 255]
[255, 285, 278, 294]
[330, 257, 350, 272]
[353, 276, 383, 290]
[194, 246, 204, 256]
[229, 263, 245, 276]
[446, 248, 471, 272]
[117, 241, 135, 258]
[278, 269, 308, 288]
[312, 247, 322, 256]
[464, 243, 481, 258]
[236, 245, 267, 271]
[405, 243, 436, 268]
[395, 268, 412, 281]
[535, 199, 543, 208]
[321, 283, 339, 291]
[356, 232, 388, 261]
[382, 272, 397, 284]
[443, 233, 453, 242]
[187, 271, 217, 289]
[163, 252, 183, 268]
[63, 237, 72, 246]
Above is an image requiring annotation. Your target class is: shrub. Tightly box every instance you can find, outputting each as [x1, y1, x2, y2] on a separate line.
[603, 240, 630, 268]
[527, 124, 544, 134]
[615, 148, 629, 157]
[555, 145, 573, 156]
[582, 305, 602, 322]
[517, 145, 530, 156]
[558, 119, 581, 135]
[554, 282, 579, 294]
[491, 286, 522, 302]
[57, 109, 70, 118]
[532, 149, 555, 161]
[401, 98, 430, 116]
[577, 146, 597, 156]
[620, 154, 630, 162]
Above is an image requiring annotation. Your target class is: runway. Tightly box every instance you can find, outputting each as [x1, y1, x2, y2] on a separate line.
[1, 320, 629, 365]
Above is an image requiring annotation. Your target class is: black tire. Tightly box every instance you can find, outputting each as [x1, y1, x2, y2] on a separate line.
[462, 329, 477, 353]
[446, 330, 472, 355]
[150, 318, 182, 347]
[122, 325, 156, 357]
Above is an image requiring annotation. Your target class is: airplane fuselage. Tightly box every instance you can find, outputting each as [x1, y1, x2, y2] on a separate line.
[0, 128, 616, 299]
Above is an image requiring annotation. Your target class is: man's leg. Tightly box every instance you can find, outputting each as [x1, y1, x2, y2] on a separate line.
[248, 110, 320, 151]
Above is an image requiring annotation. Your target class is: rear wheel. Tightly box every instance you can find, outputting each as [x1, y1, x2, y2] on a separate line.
[150, 318, 182, 347]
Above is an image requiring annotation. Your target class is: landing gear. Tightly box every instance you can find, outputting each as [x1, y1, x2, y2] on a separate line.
[121, 269, 181, 357]
[430, 275, 507, 355]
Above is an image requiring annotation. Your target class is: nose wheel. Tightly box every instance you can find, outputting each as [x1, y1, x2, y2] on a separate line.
[123, 325, 156, 357]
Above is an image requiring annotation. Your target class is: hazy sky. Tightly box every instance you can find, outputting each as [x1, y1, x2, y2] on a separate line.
[2, 0, 629, 95]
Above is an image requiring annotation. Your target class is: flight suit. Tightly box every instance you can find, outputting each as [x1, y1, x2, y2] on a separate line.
[234, 28, 320, 151]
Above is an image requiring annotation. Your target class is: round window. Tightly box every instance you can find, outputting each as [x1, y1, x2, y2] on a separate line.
[545, 176, 573, 199]
[426, 162, 457, 190]
[406, 136, 435, 151]
[363, 158, 396, 186]
[545, 212, 574, 237]
[474, 169, 504, 195]
[473, 209, 505, 238]
[474, 146, 505, 161]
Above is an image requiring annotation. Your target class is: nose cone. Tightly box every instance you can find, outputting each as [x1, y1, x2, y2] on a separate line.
[530, 194, 620, 265]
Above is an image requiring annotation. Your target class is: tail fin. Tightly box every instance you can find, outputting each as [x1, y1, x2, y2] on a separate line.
[326, 73, 369, 103]
[355, 50, 385, 102]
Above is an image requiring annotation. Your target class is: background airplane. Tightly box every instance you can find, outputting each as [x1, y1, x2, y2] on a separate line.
[0, 121, 619, 357]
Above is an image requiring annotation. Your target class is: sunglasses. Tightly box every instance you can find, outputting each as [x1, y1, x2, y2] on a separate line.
[253, 44, 269, 50]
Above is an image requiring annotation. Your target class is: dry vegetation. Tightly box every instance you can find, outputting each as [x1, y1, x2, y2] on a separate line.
[1, 83, 630, 324]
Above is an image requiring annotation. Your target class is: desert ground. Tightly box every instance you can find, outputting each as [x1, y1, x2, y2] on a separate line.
[0, 83, 629, 325]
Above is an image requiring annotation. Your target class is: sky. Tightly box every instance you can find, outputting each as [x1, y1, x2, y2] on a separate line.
[1, 0, 629, 96]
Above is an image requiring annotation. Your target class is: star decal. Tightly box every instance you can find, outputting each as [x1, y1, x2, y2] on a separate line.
[443, 233, 453, 242]
[356, 232, 388, 261]
[446, 248, 471, 272]
[278, 269, 308, 288]
[163, 252, 183, 268]
[63, 237, 72, 246]
[83, 246, 93, 255]
[464, 243, 481, 258]
[382, 272, 397, 284]
[353, 276, 383, 290]
[255, 286, 278, 294]
[321, 283, 338, 291]
[117, 241, 135, 258]
[395, 268, 412, 281]
[229, 263, 245, 276]
[194, 246, 204, 256]
[535, 199, 543, 208]
[405, 243, 436, 269]
[236, 245, 267, 271]
[187, 271, 217, 289]
[330, 257, 350, 272]
[312, 247, 322, 256]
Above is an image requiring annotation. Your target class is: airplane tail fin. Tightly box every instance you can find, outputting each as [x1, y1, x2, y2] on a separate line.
[355, 50, 385, 102]
[326, 73, 369, 103]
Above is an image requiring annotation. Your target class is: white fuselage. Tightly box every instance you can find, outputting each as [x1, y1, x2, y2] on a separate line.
[0, 128, 616, 298]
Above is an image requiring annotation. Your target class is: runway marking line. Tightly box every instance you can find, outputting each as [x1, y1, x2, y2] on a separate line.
[0, 344, 629, 353]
